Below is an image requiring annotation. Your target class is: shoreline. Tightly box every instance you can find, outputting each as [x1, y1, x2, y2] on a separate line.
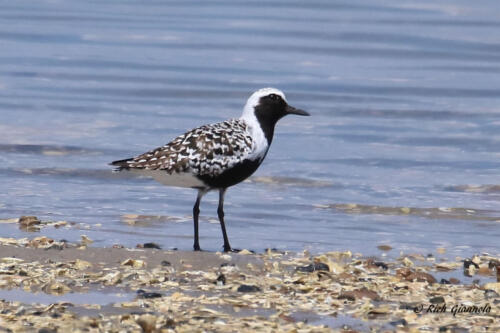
[0, 235, 498, 332]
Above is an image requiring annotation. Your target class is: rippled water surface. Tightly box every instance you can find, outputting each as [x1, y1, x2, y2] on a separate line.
[1, 0, 499, 257]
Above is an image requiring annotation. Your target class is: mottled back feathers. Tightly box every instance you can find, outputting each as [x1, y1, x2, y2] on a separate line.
[111, 119, 258, 178]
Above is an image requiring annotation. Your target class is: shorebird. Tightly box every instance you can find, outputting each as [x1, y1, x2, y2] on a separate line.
[111, 88, 309, 252]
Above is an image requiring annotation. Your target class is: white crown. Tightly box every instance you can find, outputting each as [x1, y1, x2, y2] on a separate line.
[241, 87, 287, 119]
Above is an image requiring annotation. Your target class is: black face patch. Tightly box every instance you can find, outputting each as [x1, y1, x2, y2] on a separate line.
[254, 94, 288, 144]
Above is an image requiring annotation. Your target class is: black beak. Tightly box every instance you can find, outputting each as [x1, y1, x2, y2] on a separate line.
[286, 104, 310, 116]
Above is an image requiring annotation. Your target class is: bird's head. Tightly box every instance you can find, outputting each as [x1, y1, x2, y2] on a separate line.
[241, 88, 309, 125]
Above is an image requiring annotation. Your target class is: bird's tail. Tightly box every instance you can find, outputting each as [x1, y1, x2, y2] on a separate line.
[109, 158, 133, 171]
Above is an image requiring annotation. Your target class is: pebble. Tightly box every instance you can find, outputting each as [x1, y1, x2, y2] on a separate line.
[137, 290, 163, 299]
[339, 287, 380, 301]
[296, 262, 329, 273]
[237, 285, 261, 293]
[484, 289, 499, 299]
[216, 274, 226, 286]
[19, 216, 41, 227]
[429, 296, 445, 304]
[140, 243, 162, 249]
[377, 245, 393, 251]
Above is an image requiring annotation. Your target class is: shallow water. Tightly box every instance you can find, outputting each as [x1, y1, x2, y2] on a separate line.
[1, 0, 500, 258]
[0, 288, 130, 306]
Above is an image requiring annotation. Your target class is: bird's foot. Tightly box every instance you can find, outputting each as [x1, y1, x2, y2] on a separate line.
[193, 244, 202, 251]
[224, 245, 242, 253]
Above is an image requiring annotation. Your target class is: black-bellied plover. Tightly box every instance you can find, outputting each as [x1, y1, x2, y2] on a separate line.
[111, 88, 309, 252]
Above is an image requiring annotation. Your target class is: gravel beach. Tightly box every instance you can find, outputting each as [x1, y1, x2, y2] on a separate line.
[0, 231, 498, 332]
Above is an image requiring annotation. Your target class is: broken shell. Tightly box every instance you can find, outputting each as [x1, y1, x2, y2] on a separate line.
[483, 282, 500, 294]
[121, 259, 146, 269]
[73, 259, 92, 270]
[402, 257, 414, 267]
[80, 235, 93, 245]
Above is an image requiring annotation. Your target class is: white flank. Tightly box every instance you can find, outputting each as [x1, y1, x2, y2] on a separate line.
[132, 169, 205, 188]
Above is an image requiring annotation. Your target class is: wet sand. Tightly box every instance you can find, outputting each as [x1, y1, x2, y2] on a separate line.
[0, 233, 498, 332]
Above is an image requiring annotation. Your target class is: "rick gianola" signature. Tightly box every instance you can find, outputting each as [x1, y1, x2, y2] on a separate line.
[413, 303, 491, 317]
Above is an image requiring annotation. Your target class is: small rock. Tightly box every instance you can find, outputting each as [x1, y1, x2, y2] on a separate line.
[484, 289, 499, 299]
[162, 318, 176, 329]
[237, 284, 261, 292]
[265, 248, 285, 254]
[278, 313, 296, 323]
[396, 268, 436, 284]
[364, 259, 388, 270]
[136, 314, 157, 333]
[38, 328, 57, 333]
[47, 282, 71, 294]
[160, 260, 171, 267]
[449, 277, 460, 284]
[389, 319, 407, 327]
[53, 221, 67, 229]
[140, 242, 161, 249]
[464, 259, 479, 269]
[339, 287, 380, 301]
[488, 260, 499, 269]
[377, 244, 392, 251]
[374, 261, 388, 270]
[216, 274, 226, 286]
[137, 289, 163, 299]
[19, 216, 41, 227]
[440, 279, 451, 284]
[296, 262, 329, 273]
[430, 296, 445, 304]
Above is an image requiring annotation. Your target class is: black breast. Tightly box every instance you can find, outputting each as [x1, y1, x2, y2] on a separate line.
[196, 158, 263, 189]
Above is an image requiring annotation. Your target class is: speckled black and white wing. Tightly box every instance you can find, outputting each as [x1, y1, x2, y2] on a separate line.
[111, 119, 259, 188]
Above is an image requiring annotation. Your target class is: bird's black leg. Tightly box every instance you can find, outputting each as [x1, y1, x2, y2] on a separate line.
[217, 188, 231, 252]
[193, 189, 206, 251]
